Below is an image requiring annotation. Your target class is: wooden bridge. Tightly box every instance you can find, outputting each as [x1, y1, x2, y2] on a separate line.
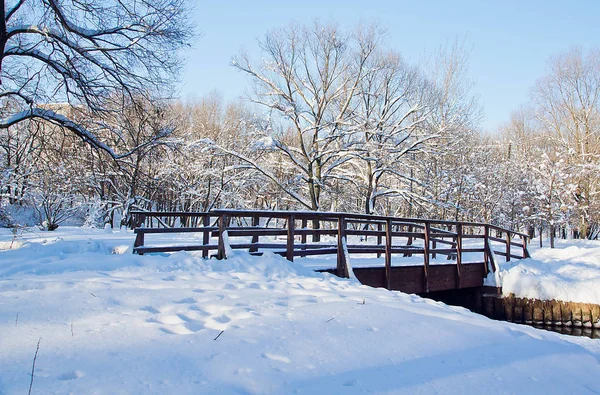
[131, 210, 530, 294]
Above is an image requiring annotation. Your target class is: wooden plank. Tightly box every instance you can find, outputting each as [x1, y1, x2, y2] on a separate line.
[456, 223, 462, 289]
[346, 229, 386, 237]
[430, 228, 458, 236]
[346, 247, 425, 255]
[225, 229, 288, 237]
[423, 222, 431, 292]
[250, 216, 260, 253]
[217, 215, 227, 260]
[488, 235, 506, 244]
[392, 221, 424, 229]
[377, 222, 383, 258]
[287, 215, 295, 262]
[202, 216, 210, 258]
[228, 243, 288, 249]
[135, 227, 218, 234]
[404, 224, 414, 257]
[483, 225, 490, 276]
[291, 244, 338, 250]
[506, 232, 511, 262]
[459, 263, 486, 288]
[353, 267, 386, 289]
[429, 238, 456, 246]
[344, 218, 387, 226]
[133, 232, 144, 249]
[461, 248, 485, 253]
[461, 234, 486, 239]
[301, 219, 307, 244]
[426, 264, 458, 292]
[385, 219, 392, 289]
[134, 245, 216, 254]
[293, 248, 338, 256]
[429, 248, 461, 255]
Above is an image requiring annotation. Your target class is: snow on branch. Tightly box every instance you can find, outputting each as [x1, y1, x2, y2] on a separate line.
[0, 108, 158, 159]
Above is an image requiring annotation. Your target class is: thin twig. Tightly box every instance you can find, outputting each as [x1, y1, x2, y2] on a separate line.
[213, 330, 224, 341]
[71, 323, 74, 337]
[90, 292, 97, 297]
[15, 312, 19, 327]
[326, 317, 335, 323]
[28, 338, 41, 395]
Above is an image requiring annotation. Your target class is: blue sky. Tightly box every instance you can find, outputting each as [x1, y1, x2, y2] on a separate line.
[179, 1, 600, 132]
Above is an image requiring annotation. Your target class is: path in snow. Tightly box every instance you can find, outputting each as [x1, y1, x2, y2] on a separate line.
[1, 228, 600, 393]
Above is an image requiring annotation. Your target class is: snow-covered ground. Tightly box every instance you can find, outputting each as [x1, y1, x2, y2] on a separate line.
[1, 227, 600, 394]
[501, 238, 600, 304]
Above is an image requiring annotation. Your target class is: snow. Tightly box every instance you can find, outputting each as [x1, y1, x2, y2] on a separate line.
[1, 227, 600, 394]
[500, 238, 600, 304]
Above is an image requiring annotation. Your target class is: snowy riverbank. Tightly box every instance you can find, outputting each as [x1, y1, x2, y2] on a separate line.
[1, 227, 600, 394]
[500, 238, 600, 304]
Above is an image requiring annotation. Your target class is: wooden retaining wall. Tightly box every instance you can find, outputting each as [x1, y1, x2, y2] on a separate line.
[481, 294, 600, 328]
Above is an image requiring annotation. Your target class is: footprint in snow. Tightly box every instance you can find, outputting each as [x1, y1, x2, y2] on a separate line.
[58, 370, 84, 380]
[174, 297, 197, 304]
[140, 305, 161, 314]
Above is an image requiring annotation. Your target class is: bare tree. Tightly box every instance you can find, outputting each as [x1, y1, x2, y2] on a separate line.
[346, 50, 434, 214]
[0, 0, 192, 157]
[231, 22, 382, 211]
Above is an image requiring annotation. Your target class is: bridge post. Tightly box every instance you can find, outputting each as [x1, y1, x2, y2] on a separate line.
[133, 213, 146, 229]
[483, 225, 490, 276]
[133, 231, 144, 251]
[301, 219, 307, 244]
[286, 215, 295, 262]
[337, 216, 349, 278]
[423, 221, 430, 293]
[312, 219, 321, 242]
[404, 225, 413, 257]
[377, 222, 383, 258]
[385, 219, 392, 289]
[202, 215, 210, 258]
[456, 223, 463, 289]
[300, 218, 307, 257]
[505, 231, 511, 261]
[250, 215, 260, 253]
[217, 214, 228, 260]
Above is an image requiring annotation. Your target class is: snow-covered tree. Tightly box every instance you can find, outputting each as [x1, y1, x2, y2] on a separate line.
[346, 50, 434, 214]
[0, 0, 191, 157]
[231, 22, 383, 211]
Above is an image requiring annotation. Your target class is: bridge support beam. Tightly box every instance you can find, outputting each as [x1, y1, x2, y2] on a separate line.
[286, 215, 295, 262]
[423, 221, 431, 293]
[456, 223, 462, 289]
[217, 215, 228, 260]
[337, 216, 349, 278]
[385, 219, 392, 289]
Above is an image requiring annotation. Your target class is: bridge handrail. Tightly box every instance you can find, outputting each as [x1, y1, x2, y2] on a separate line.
[129, 209, 529, 239]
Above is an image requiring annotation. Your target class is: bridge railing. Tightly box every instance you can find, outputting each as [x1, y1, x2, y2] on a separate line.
[130, 210, 530, 289]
